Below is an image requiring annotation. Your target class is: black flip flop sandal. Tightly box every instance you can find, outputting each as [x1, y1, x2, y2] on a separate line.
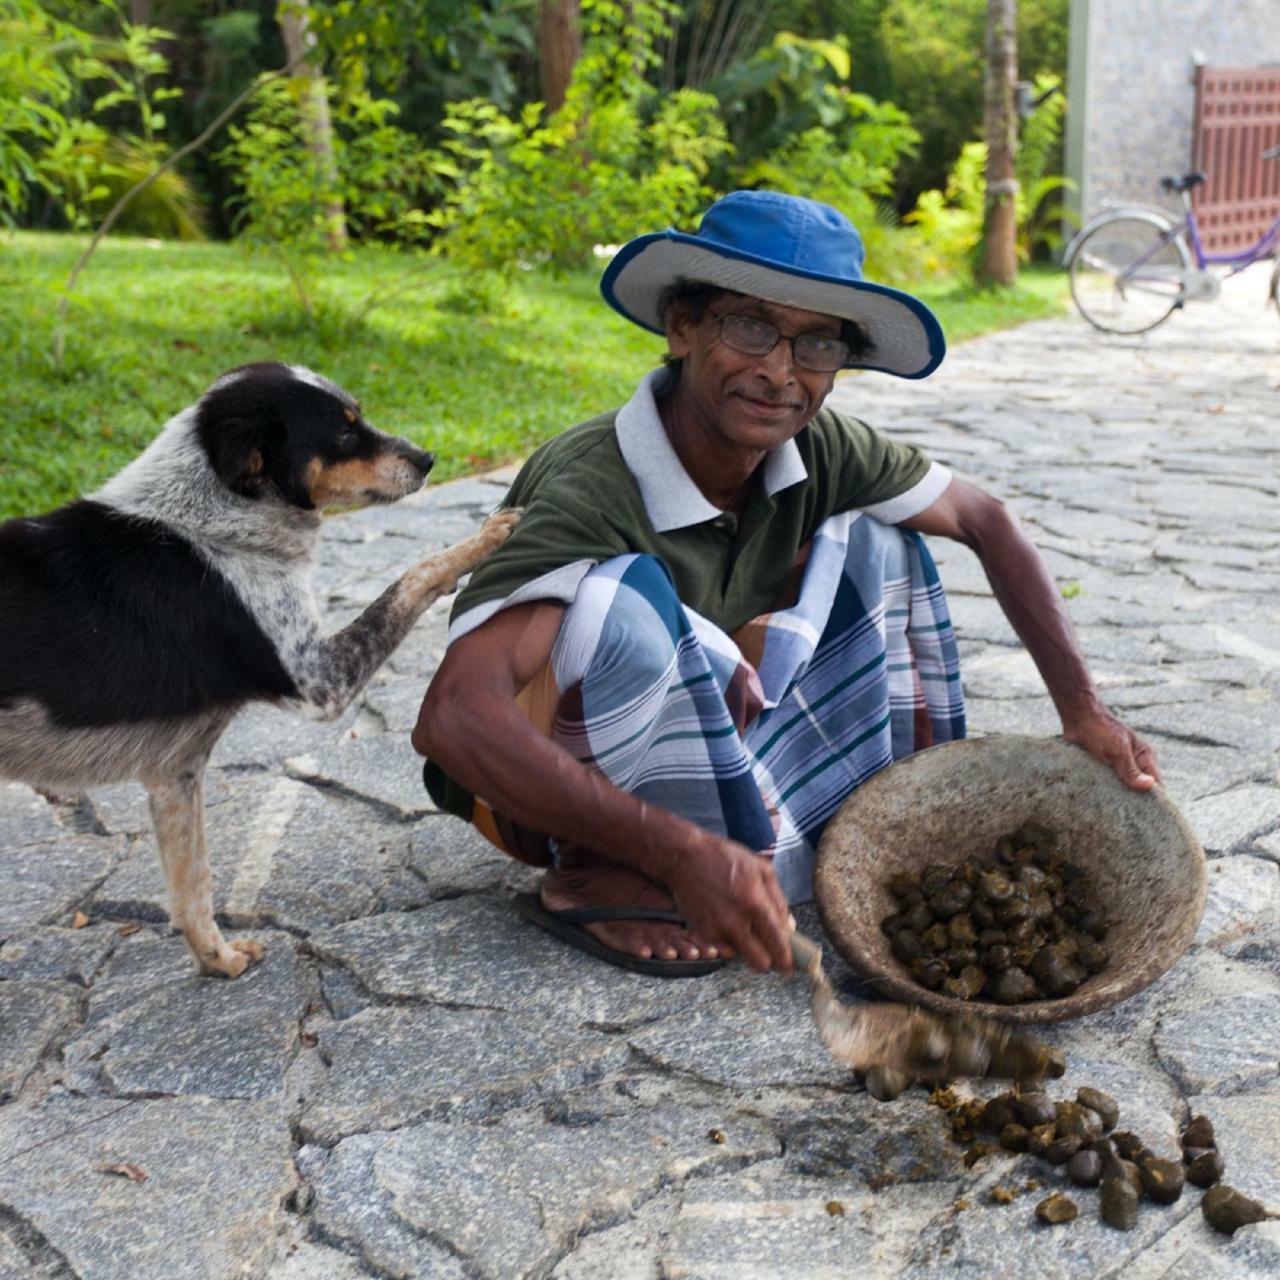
[512, 892, 727, 977]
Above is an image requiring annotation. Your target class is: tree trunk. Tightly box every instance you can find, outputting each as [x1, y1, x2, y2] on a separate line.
[278, 0, 347, 252]
[538, 0, 581, 112]
[979, 0, 1018, 287]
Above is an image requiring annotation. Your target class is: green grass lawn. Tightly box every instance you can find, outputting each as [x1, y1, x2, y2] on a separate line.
[1, 232, 1067, 519]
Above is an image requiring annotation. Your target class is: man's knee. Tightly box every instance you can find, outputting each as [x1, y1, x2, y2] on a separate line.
[554, 554, 687, 694]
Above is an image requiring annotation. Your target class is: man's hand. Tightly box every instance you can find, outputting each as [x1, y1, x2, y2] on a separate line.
[419, 602, 797, 975]
[1063, 705, 1162, 791]
[904, 480, 1164, 795]
[665, 832, 794, 974]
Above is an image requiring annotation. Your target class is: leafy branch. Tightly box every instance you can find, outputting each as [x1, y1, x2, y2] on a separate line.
[52, 47, 311, 367]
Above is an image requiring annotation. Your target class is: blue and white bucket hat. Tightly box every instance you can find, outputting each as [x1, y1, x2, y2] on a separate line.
[600, 189, 946, 379]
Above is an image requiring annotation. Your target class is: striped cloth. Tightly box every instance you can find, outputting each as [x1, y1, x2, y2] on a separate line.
[434, 511, 965, 903]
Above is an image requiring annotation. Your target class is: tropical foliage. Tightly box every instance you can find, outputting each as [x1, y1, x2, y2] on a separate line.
[4, 0, 1075, 330]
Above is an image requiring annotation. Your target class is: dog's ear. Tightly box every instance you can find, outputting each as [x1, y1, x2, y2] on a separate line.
[204, 417, 272, 498]
[261, 434, 316, 510]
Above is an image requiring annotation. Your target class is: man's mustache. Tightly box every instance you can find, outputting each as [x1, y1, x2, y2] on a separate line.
[729, 384, 806, 410]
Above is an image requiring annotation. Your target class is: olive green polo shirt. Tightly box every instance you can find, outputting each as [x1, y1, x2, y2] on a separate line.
[450, 369, 950, 640]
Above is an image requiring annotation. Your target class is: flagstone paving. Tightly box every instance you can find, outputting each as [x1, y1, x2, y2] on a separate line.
[1, 277, 1277, 1278]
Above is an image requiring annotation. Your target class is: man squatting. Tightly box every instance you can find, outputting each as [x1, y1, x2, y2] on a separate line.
[412, 190, 1161, 979]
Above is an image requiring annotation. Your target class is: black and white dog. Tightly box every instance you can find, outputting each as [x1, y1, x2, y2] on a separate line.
[0, 363, 517, 977]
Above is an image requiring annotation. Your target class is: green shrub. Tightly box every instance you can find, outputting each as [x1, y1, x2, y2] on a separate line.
[427, 85, 730, 275]
[218, 78, 441, 312]
[733, 76, 923, 282]
[51, 133, 205, 239]
[17, 15, 207, 239]
[905, 76, 1075, 274]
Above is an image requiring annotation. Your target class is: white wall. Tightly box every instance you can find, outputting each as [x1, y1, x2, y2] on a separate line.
[1066, 0, 1280, 221]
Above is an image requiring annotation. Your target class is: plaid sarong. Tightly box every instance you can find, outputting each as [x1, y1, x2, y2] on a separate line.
[430, 511, 964, 903]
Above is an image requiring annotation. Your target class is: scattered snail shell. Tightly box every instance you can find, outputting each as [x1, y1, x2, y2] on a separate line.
[1201, 1185, 1271, 1236]
[979, 870, 1015, 904]
[929, 882, 974, 919]
[865, 1065, 910, 1102]
[999, 1123, 1030, 1152]
[1118, 1158, 1144, 1195]
[891, 929, 924, 964]
[1066, 1147, 1103, 1187]
[1018, 864, 1051, 893]
[1181, 1115, 1215, 1152]
[1138, 1156, 1184, 1205]
[1052, 933, 1080, 961]
[1008, 919, 1037, 947]
[1044, 1134, 1084, 1165]
[889, 871, 921, 899]
[962, 1142, 1000, 1169]
[997, 896, 1033, 926]
[880, 912, 906, 938]
[1035, 1192, 1079, 1225]
[1075, 938, 1110, 974]
[883, 827, 1109, 1006]
[910, 957, 948, 990]
[979, 1094, 1019, 1134]
[1076, 1087, 1119, 1132]
[1015, 1092, 1057, 1128]
[1185, 1149, 1225, 1188]
[1053, 1102, 1101, 1142]
[903, 902, 934, 933]
[1029, 947, 1085, 999]
[920, 864, 955, 898]
[1078, 908, 1109, 940]
[922, 922, 950, 951]
[1110, 1131, 1149, 1163]
[1028, 892, 1056, 924]
[971, 899, 997, 930]
[988, 967, 1038, 1004]
[1027, 1122, 1058, 1157]
[1099, 1169, 1140, 1230]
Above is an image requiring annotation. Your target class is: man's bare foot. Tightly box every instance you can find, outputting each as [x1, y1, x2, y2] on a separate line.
[541, 851, 729, 963]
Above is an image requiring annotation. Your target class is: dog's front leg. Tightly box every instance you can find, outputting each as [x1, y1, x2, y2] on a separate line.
[292, 508, 521, 720]
[144, 769, 264, 978]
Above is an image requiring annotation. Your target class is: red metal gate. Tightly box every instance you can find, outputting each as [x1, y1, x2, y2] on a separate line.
[1192, 65, 1280, 253]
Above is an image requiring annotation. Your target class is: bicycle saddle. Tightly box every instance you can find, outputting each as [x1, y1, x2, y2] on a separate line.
[1160, 171, 1206, 193]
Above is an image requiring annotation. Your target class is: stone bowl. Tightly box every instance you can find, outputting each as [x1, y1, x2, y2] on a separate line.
[814, 735, 1206, 1024]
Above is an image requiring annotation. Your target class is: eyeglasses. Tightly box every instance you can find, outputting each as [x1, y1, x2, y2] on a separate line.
[710, 309, 850, 373]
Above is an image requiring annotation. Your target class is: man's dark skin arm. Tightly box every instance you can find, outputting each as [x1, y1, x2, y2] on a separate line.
[413, 599, 795, 972]
[903, 477, 1162, 790]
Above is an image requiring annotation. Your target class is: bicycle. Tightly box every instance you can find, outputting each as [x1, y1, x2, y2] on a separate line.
[1064, 144, 1280, 334]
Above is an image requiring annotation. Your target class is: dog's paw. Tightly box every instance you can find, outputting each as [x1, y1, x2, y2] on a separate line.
[480, 507, 522, 547]
[198, 937, 266, 979]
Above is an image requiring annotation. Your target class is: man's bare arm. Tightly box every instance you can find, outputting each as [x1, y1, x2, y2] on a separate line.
[902, 477, 1161, 791]
[412, 601, 794, 971]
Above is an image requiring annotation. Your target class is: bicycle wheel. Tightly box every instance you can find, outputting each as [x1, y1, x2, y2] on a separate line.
[1069, 214, 1190, 334]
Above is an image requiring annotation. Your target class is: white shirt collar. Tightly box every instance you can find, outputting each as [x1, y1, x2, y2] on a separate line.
[614, 369, 809, 533]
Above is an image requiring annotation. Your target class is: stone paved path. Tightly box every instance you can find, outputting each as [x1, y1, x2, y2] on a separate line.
[2, 278, 1278, 1279]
